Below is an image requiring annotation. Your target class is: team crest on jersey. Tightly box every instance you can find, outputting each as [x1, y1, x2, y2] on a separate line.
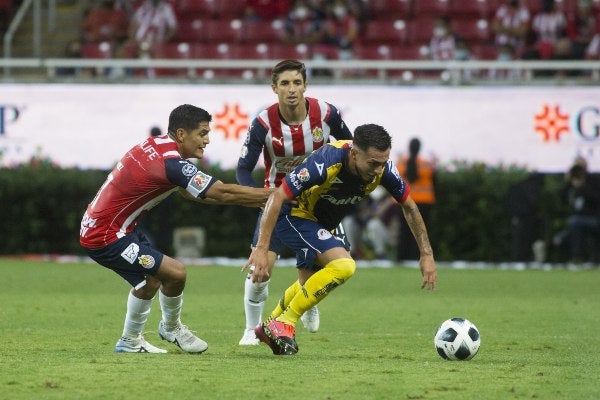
[312, 127, 324, 143]
[121, 243, 140, 264]
[191, 171, 212, 192]
[297, 168, 310, 182]
[182, 163, 198, 177]
[317, 229, 332, 240]
[240, 145, 248, 159]
[138, 254, 155, 269]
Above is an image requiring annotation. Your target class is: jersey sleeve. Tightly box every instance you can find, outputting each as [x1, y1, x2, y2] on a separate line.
[165, 158, 216, 198]
[236, 118, 267, 187]
[380, 159, 410, 203]
[326, 103, 353, 140]
[282, 150, 328, 199]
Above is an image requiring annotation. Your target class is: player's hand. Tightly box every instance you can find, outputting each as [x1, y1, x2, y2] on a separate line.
[419, 255, 437, 290]
[244, 248, 270, 283]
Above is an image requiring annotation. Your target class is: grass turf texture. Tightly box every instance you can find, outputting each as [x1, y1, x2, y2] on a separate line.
[1, 260, 598, 400]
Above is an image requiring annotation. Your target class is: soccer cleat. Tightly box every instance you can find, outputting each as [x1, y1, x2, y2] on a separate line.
[255, 320, 298, 355]
[300, 305, 320, 333]
[114, 335, 167, 353]
[158, 321, 208, 354]
[239, 328, 260, 345]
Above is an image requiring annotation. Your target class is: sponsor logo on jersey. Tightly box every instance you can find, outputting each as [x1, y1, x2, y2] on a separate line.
[275, 156, 304, 173]
[190, 171, 212, 192]
[312, 127, 324, 142]
[297, 168, 310, 182]
[317, 229, 332, 240]
[320, 194, 364, 205]
[182, 163, 198, 177]
[138, 254, 156, 269]
[315, 162, 324, 176]
[331, 177, 343, 184]
[389, 160, 401, 180]
[121, 243, 140, 264]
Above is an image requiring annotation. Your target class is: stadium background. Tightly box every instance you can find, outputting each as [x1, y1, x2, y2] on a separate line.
[1, 0, 599, 264]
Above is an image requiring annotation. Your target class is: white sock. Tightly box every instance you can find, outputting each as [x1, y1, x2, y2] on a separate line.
[159, 291, 182, 330]
[244, 275, 269, 330]
[122, 291, 153, 338]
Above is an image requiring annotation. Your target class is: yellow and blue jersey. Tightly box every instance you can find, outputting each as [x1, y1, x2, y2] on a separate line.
[281, 140, 410, 231]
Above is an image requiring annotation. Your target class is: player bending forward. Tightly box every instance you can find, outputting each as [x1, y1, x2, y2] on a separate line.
[246, 124, 437, 355]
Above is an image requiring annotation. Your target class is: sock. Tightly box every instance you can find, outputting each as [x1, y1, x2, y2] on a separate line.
[244, 276, 269, 329]
[269, 280, 301, 321]
[159, 291, 182, 330]
[122, 291, 153, 338]
[277, 258, 356, 326]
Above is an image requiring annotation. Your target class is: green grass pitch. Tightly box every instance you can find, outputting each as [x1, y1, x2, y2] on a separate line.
[1, 260, 598, 400]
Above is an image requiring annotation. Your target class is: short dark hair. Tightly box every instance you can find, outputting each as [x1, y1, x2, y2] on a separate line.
[353, 124, 392, 152]
[167, 104, 212, 136]
[271, 59, 307, 85]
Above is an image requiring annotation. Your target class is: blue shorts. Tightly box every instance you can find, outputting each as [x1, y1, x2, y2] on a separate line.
[252, 210, 286, 254]
[275, 214, 350, 271]
[84, 230, 164, 288]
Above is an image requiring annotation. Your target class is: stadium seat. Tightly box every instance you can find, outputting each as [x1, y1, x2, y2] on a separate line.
[449, 0, 495, 18]
[175, 18, 206, 43]
[269, 43, 312, 61]
[192, 43, 248, 79]
[452, 18, 492, 45]
[205, 0, 247, 18]
[352, 44, 395, 77]
[81, 41, 113, 58]
[175, 0, 211, 18]
[203, 18, 243, 44]
[408, 16, 437, 44]
[151, 42, 193, 77]
[471, 44, 498, 60]
[391, 44, 427, 60]
[362, 19, 410, 45]
[366, 0, 412, 19]
[240, 19, 286, 44]
[412, 0, 450, 17]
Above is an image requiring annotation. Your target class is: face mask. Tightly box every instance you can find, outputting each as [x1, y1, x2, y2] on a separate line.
[455, 49, 469, 60]
[433, 27, 447, 37]
[294, 7, 308, 19]
[498, 52, 512, 61]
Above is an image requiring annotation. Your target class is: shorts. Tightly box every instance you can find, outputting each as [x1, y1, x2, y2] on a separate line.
[252, 209, 286, 254]
[275, 214, 350, 270]
[84, 230, 164, 289]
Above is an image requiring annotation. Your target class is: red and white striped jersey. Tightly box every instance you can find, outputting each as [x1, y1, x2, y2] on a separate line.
[80, 135, 215, 248]
[532, 10, 567, 44]
[237, 97, 352, 188]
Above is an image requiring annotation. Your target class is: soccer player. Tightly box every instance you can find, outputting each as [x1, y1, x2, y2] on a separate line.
[246, 124, 437, 355]
[80, 104, 272, 354]
[236, 59, 353, 345]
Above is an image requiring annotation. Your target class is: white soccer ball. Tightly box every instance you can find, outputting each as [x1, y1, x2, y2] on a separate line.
[434, 318, 481, 361]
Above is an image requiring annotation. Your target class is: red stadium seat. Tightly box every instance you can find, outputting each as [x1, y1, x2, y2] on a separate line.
[203, 18, 243, 43]
[205, 0, 247, 18]
[269, 43, 312, 61]
[81, 41, 113, 58]
[362, 19, 410, 45]
[452, 18, 492, 45]
[412, 0, 450, 17]
[471, 44, 498, 60]
[449, 0, 495, 18]
[175, 18, 207, 43]
[352, 44, 395, 77]
[391, 44, 427, 59]
[192, 43, 248, 79]
[240, 19, 286, 44]
[366, 0, 412, 19]
[408, 16, 437, 44]
[151, 42, 193, 77]
[175, 0, 211, 18]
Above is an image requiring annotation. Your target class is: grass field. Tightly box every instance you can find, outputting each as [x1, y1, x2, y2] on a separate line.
[1, 259, 598, 400]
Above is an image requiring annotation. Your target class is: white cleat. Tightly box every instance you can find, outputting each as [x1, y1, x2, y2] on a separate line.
[300, 306, 320, 333]
[158, 321, 208, 353]
[239, 328, 260, 345]
[115, 335, 167, 353]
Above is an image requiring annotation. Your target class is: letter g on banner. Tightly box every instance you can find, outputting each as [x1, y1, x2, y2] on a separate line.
[0, 105, 21, 136]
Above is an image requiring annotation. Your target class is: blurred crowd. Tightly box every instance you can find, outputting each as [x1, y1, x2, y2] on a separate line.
[7, 0, 589, 79]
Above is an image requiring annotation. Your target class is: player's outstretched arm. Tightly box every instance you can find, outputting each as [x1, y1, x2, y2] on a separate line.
[180, 181, 273, 208]
[400, 196, 437, 290]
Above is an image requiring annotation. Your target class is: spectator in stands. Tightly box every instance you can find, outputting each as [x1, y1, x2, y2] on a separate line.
[524, 0, 568, 60]
[121, 0, 178, 59]
[314, 0, 359, 62]
[552, 158, 600, 263]
[585, 32, 600, 59]
[244, 0, 292, 21]
[427, 15, 456, 61]
[81, 0, 129, 46]
[283, 0, 323, 45]
[396, 138, 437, 261]
[567, 0, 597, 59]
[491, 0, 530, 58]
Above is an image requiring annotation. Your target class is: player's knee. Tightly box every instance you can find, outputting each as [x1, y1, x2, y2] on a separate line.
[328, 258, 356, 282]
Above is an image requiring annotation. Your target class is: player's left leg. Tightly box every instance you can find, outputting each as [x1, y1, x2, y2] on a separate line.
[155, 255, 208, 353]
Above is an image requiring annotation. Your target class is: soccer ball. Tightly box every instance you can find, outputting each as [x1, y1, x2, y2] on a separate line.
[434, 318, 480, 361]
